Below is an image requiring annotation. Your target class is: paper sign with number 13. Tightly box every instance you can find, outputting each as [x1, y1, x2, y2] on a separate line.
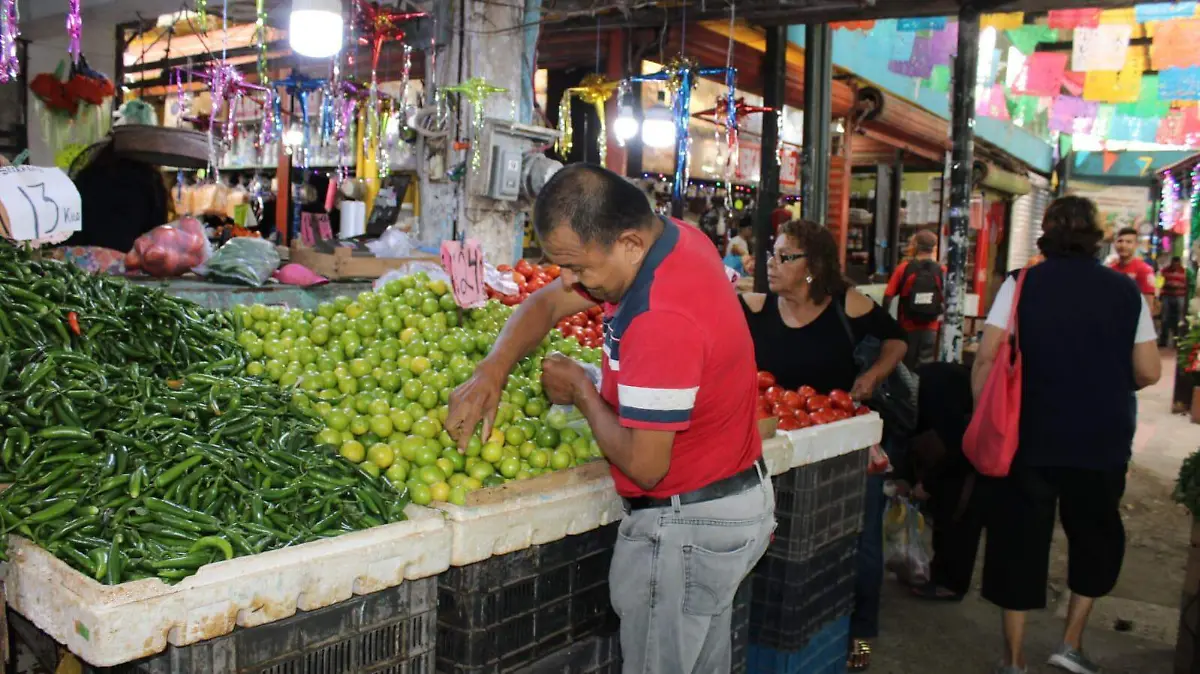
[0, 166, 82, 242]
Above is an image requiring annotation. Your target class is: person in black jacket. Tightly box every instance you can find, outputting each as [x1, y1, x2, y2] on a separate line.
[65, 143, 168, 253]
[906, 361, 981, 601]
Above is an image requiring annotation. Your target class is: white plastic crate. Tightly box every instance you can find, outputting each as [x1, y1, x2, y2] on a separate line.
[4, 504, 450, 667]
[433, 462, 623, 566]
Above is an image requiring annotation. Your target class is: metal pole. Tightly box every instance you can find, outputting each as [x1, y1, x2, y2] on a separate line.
[754, 26, 787, 293]
[889, 150, 904, 271]
[801, 24, 832, 225]
[939, 6, 980, 363]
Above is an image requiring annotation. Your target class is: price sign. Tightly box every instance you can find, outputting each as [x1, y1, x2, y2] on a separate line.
[0, 166, 82, 242]
[440, 238, 487, 308]
[300, 213, 333, 246]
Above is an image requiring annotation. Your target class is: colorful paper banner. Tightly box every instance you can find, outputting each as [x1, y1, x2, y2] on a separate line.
[1062, 71, 1086, 97]
[1151, 19, 1200, 71]
[981, 12, 1024, 30]
[1072, 25, 1132, 72]
[1013, 52, 1068, 96]
[1117, 74, 1171, 118]
[888, 36, 937, 78]
[930, 23, 959, 60]
[1048, 8, 1101, 29]
[897, 17, 946, 32]
[831, 20, 876, 32]
[1049, 95, 1097, 134]
[1136, 2, 1198, 22]
[1099, 8, 1137, 25]
[976, 84, 1010, 120]
[1159, 66, 1200, 101]
[925, 65, 951, 93]
[1109, 114, 1160, 142]
[1007, 25, 1058, 54]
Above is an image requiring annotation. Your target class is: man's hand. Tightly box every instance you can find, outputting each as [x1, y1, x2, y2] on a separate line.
[446, 364, 505, 451]
[541, 353, 590, 406]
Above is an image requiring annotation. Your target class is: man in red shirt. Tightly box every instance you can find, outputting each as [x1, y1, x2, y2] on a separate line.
[447, 165, 773, 672]
[883, 230, 943, 370]
[1160, 255, 1188, 348]
[1109, 227, 1156, 306]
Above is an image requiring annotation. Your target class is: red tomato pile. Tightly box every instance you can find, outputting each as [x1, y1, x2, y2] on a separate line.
[555, 306, 604, 349]
[486, 259, 561, 306]
[755, 371, 870, 430]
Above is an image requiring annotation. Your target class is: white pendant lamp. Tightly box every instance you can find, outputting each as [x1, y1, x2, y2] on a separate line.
[289, 0, 345, 58]
[641, 90, 675, 149]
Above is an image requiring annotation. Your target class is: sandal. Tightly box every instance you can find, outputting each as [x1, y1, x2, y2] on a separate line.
[910, 580, 964, 602]
[848, 639, 871, 671]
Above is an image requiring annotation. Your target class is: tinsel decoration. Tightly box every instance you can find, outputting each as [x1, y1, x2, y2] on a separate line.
[693, 95, 776, 182]
[66, 0, 82, 66]
[254, 0, 268, 81]
[1162, 170, 1183, 235]
[631, 55, 737, 203]
[0, 0, 19, 83]
[353, 0, 424, 156]
[443, 76, 508, 171]
[196, 0, 208, 32]
[556, 74, 618, 166]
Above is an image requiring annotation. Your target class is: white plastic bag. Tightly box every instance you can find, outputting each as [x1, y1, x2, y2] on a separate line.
[544, 354, 602, 431]
[486, 263, 520, 296]
[883, 497, 931, 586]
[365, 225, 416, 258]
[372, 262, 451, 292]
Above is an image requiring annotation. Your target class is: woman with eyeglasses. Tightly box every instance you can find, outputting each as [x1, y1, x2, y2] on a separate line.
[739, 219, 907, 671]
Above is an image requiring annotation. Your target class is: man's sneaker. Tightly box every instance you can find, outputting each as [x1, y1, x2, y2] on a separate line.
[1048, 643, 1101, 674]
[993, 664, 1027, 674]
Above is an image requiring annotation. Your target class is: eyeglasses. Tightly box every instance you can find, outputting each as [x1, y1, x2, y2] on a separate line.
[770, 251, 807, 264]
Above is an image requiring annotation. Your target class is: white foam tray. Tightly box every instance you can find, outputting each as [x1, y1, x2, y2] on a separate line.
[4, 504, 450, 667]
[779, 413, 884, 469]
[433, 463, 624, 567]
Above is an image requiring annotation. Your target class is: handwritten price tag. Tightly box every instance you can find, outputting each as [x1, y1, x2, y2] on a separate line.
[0, 165, 82, 242]
[440, 238, 487, 308]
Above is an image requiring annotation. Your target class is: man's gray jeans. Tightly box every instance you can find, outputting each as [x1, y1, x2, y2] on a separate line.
[610, 464, 776, 673]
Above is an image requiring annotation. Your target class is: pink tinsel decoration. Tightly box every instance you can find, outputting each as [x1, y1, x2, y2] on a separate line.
[0, 0, 19, 83]
[66, 0, 82, 65]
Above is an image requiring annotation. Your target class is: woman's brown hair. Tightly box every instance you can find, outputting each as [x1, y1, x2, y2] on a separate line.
[778, 219, 850, 304]
[1037, 196, 1103, 258]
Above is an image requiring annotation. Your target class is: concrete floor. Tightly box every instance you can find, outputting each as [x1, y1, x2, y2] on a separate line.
[874, 351, 1198, 674]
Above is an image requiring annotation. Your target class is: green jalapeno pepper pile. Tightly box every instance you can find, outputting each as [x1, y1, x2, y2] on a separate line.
[0, 243, 408, 585]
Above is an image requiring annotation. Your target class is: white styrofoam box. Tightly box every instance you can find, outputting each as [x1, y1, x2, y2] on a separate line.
[434, 465, 623, 567]
[761, 435, 795, 477]
[779, 413, 883, 470]
[5, 504, 450, 667]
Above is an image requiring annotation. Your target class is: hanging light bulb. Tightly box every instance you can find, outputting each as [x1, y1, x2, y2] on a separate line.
[614, 85, 638, 142]
[289, 0, 344, 58]
[641, 90, 675, 149]
[283, 123, 304, 151]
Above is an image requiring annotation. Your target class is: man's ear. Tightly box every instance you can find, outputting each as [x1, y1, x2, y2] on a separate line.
[616, 229, 649, 266]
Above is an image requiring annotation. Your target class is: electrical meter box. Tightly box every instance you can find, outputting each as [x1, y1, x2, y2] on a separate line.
[471, 118, 559, 201]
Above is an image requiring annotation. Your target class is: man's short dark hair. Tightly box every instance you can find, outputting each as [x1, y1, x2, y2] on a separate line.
[913, 230, 937, 254]
[1116, 226, 1138, 239]
[533, 164, 655, 247]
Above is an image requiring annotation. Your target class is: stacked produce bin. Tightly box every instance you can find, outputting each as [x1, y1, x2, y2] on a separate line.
[747, 428, 873, 674]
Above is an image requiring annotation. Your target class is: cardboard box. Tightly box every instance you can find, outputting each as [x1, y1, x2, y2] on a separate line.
[289, 243, 437, 280]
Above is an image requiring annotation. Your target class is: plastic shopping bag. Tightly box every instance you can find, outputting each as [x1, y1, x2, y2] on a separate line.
[205, 237, 280, 286]
[883, 497, 931, 586]
[125, 217, 211, 278]
[544, 354, 603, 431]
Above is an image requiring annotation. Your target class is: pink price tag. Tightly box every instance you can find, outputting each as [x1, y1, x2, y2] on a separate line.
[440, 238, 487, 308]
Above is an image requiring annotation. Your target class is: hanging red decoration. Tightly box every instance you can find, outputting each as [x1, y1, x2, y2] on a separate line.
[353, 0, 425, 75]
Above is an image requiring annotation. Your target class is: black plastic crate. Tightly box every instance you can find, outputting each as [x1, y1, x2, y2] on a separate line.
[770, 449, 868, 562]
[437, 525, 619, 673]
[105, 578, 436, 674]
[749, 535, 857, 651]
[512, 632, 621, 674]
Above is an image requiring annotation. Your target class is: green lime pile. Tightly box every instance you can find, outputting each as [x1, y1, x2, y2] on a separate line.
[233, 273, 604, 506]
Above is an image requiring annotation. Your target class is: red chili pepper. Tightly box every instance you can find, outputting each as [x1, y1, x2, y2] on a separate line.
[66, 311, 81, 337]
